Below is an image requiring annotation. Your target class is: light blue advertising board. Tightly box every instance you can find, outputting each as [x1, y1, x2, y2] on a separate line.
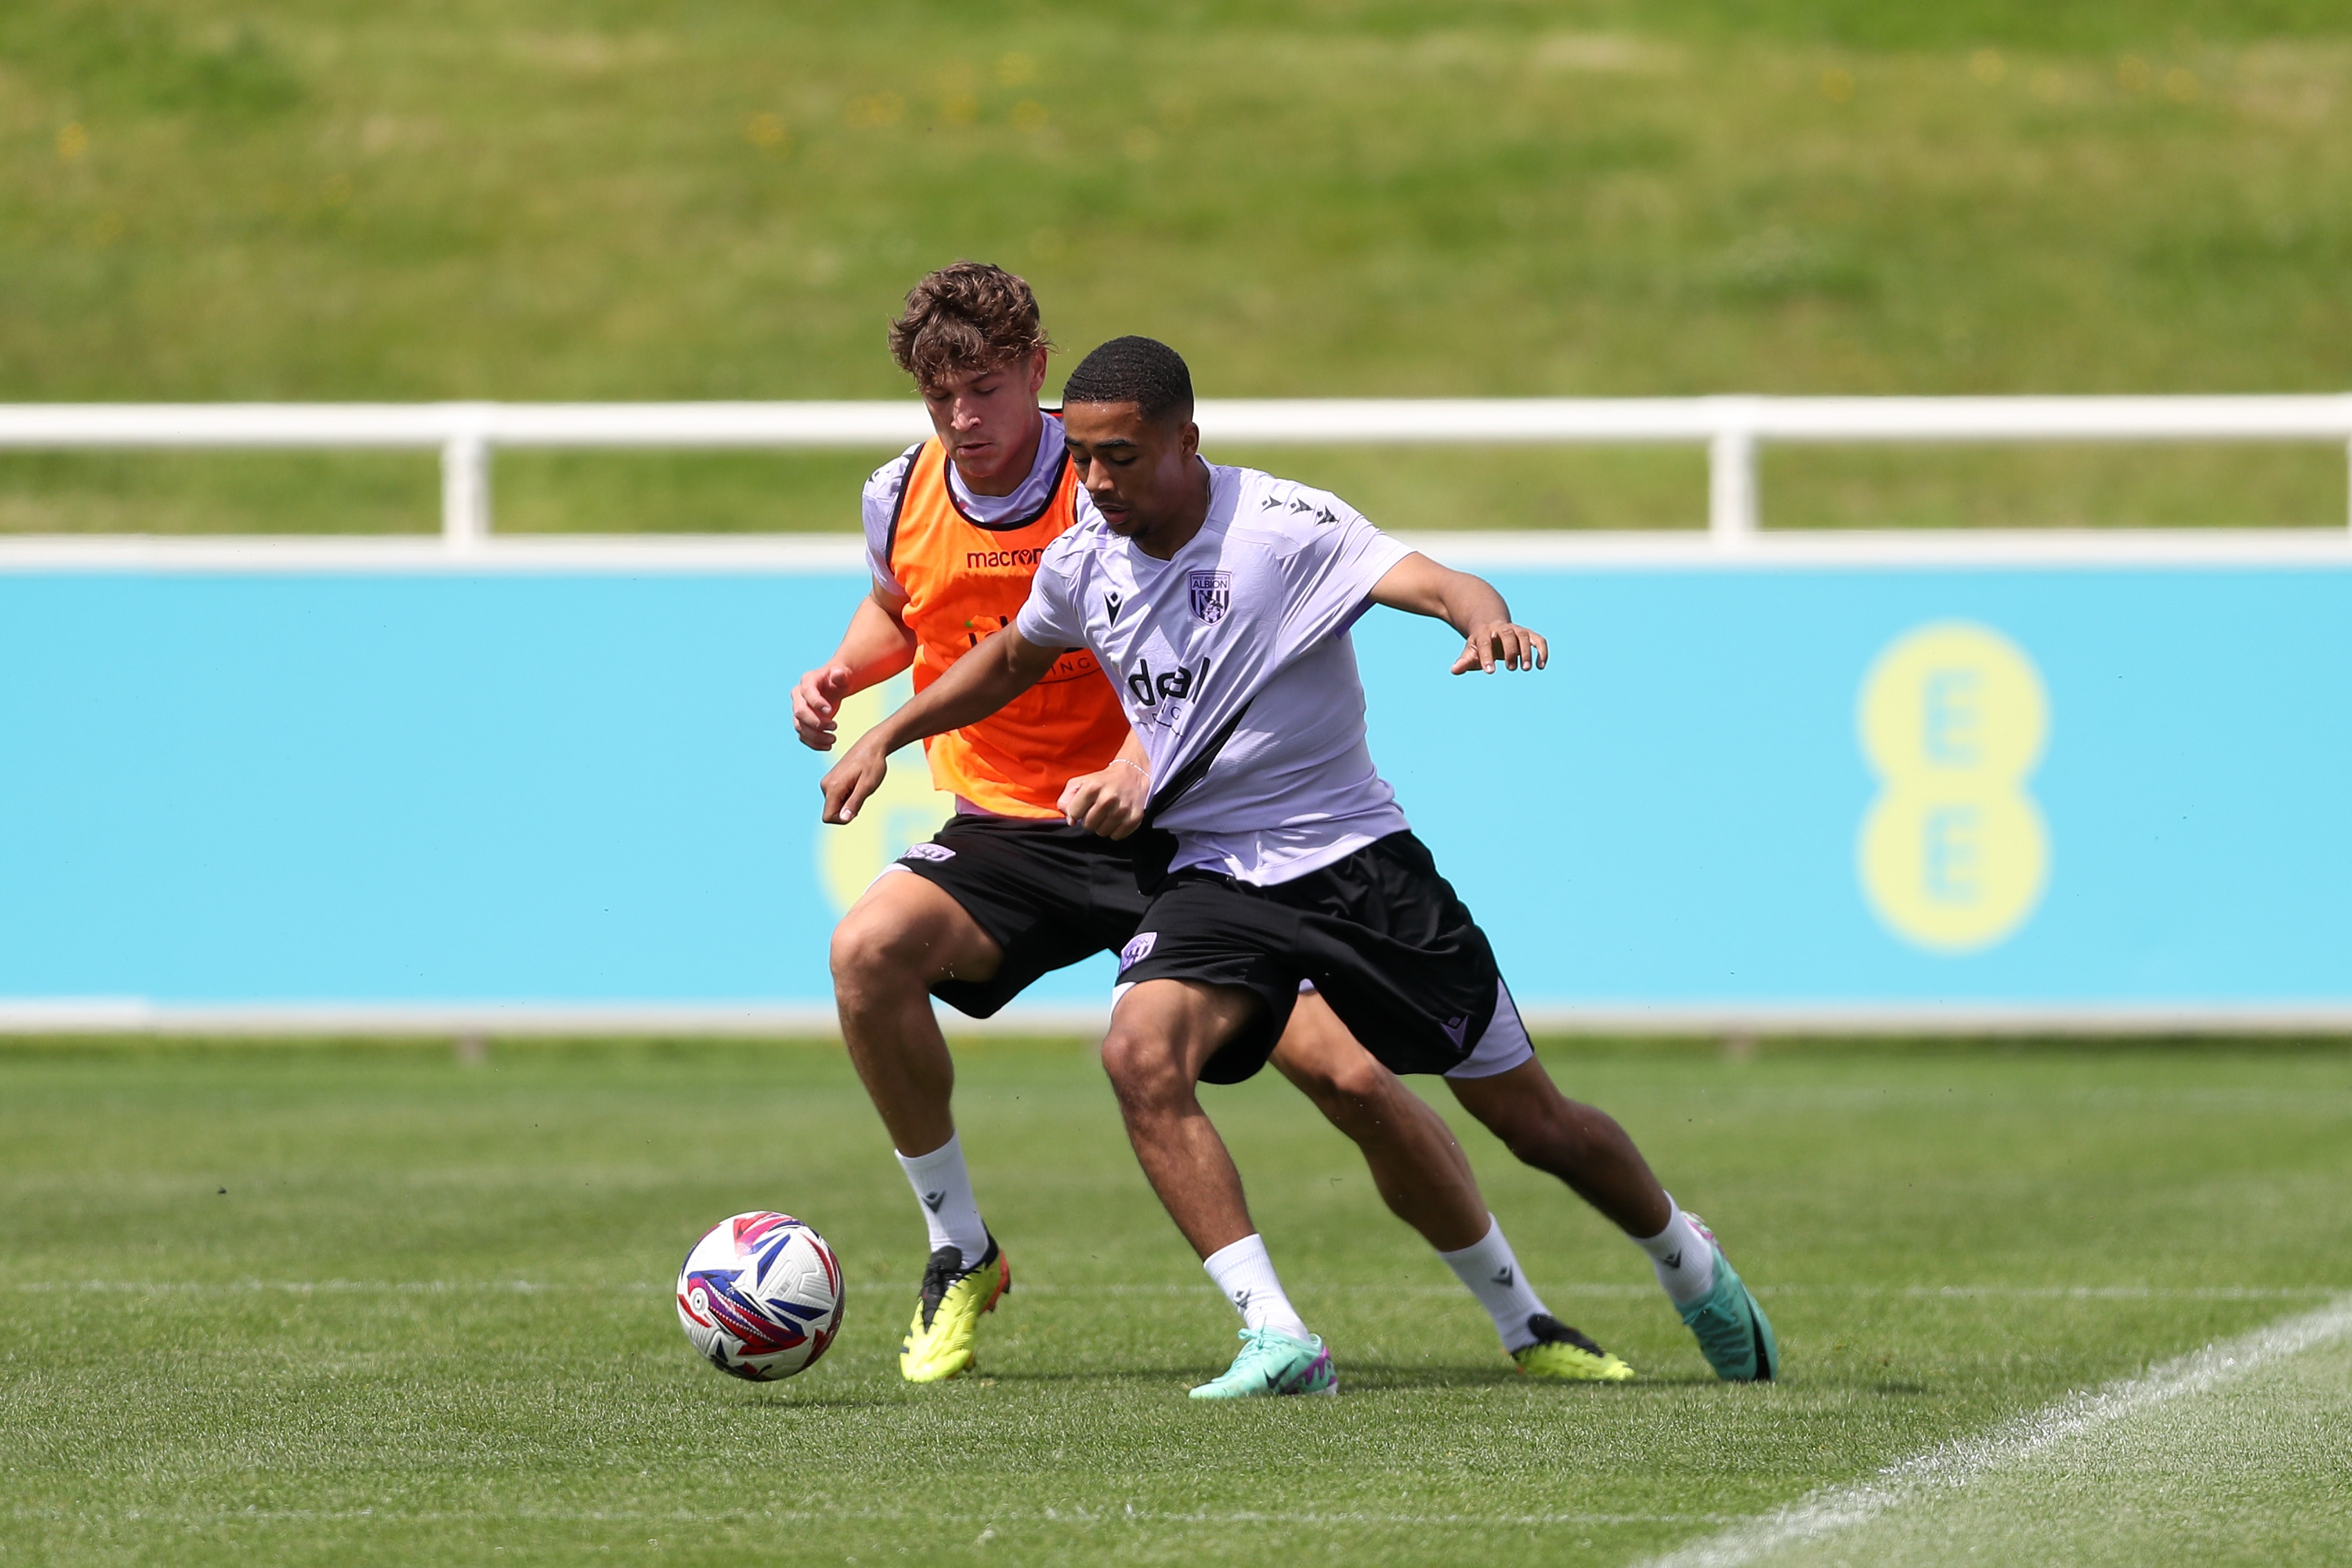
[1, 563, 2346, 1022]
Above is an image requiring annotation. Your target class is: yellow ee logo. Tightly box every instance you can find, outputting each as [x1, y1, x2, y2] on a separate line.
[1856, 622, 2049, 953]
[816, 672, 958, 914]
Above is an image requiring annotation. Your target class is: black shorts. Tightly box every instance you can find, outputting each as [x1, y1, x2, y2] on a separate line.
[891, 814, 1149, 1018]
[1115, 831, 1514, 1085]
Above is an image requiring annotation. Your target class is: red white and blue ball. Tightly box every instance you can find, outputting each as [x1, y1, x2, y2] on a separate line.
[675, 1211, 845, 1381]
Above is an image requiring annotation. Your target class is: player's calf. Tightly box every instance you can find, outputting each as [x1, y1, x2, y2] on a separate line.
[828, 870, 1017, 1383]
[1268, 1001, 1488, 1254]
[1447, 1061, 1672, 1237]
[1100, 981, 1337, 1392]
[1448, 1060, 1776, 1380]
[1097, 983, 1267, 1259]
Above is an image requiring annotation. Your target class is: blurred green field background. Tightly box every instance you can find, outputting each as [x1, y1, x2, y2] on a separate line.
[4, 0, 2350, 533]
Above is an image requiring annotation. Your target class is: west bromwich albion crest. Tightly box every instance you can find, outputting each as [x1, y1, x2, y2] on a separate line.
[1187, 569, 1232, 623]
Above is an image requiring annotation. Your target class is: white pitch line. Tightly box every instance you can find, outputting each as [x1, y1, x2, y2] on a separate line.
[1636, 1292, 2352, 1568]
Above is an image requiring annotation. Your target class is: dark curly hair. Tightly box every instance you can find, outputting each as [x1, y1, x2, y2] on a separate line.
[1060, 336, 1194, 426]
[887, 262, 1053, 388]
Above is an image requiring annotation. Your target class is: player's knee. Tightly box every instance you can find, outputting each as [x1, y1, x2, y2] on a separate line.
[1272, 1026, 1387, 1111]
[1099, 1024, 1190, 1111]
[1295, 1060, 1391, 1138]
[1317, 1052, 1393, 1106]
[828, 905, 925, 996]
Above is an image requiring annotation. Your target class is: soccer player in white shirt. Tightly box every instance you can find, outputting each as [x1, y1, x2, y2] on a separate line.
[823, 336, 1776, 1398]
[805, 265, 1627, 1386]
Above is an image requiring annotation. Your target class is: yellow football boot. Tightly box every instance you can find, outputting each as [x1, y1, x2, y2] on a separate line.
[899, 1235, 1011, 1383]
[1512, 1314, 1635, 1382]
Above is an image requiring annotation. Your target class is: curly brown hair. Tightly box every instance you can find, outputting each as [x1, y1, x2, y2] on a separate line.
[887, 261, 1053, 388]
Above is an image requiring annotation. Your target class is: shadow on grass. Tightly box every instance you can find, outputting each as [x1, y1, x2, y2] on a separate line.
[956, 1363, 1746, 1395]
[684, 1363, 1757, 1412]
[978, 1361, 1722, 1393]
[977, 1366, 1209, 1386]
[1333, 1363, 1726, 1392]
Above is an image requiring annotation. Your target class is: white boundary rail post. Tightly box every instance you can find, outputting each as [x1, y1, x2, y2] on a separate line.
[440, 406, 492, 550]
[1707, 396, 1760, 545]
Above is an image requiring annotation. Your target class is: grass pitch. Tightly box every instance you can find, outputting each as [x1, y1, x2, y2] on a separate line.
[3, 1037, 2349, 1566]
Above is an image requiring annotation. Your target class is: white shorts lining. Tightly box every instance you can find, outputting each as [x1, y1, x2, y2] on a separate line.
[1442, 980, 1536, 1081]
[1297, 978, 1534, 1080]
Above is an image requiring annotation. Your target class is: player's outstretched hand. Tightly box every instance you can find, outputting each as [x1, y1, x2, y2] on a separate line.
[793, 664, 856, 750]
[820, 734, 890, 824]
[1059, 759, 1149, 840]
[1451, 621, 1548, 675]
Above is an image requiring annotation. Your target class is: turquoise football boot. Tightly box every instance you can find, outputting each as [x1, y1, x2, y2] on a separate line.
[1188, 1328, 1339, 1399]
[1677, 1216, 1779, 1382]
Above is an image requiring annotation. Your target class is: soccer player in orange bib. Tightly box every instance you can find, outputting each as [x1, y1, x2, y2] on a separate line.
[798, 264, 1628, 1387]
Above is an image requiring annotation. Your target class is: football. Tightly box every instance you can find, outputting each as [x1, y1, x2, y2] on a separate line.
[675, 1211, 846, 1381]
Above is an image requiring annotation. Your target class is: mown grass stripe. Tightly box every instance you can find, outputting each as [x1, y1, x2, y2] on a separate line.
[1638, 1292, 2352, 1568]
[10, 1279, 2339, 1298]
[12, 1504, 1744, 1529]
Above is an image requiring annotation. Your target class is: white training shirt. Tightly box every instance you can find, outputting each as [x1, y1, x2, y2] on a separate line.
[860, 413, 1067, 596]
[1014, 462, 1416, 887]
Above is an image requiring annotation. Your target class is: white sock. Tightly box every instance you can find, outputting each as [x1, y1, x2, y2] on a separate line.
[1202, 1234, 1310, 1339]
[1438, 1215, 1552, 1352]
[894, 1132, 990, 1265]
[1633, 1197, 1718, 1307]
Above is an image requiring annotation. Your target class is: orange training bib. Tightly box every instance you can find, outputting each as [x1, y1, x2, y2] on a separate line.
[884, 429, 1131, 817]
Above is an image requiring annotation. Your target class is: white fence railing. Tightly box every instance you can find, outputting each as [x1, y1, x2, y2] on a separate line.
[1, 396, 2349, 548]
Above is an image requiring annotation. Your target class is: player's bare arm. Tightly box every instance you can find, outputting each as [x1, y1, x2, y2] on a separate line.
[793, 586, 916, 750]
[1055, 729, 1151, 840]
[1368, 553, 1548, 674]
[818, 625, 1060, 824]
